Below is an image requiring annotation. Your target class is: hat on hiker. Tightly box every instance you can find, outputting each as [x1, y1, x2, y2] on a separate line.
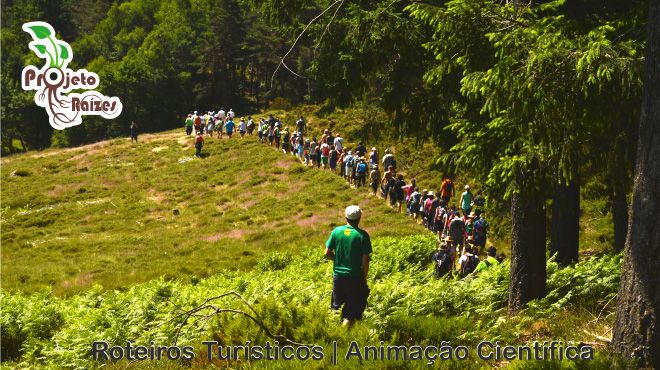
[345, 205, 362, 221]
[371, 147, 376, 151]
[469, 211, 476, 218]
[428, 191, 435, 197]
[464, 185, 470, 190]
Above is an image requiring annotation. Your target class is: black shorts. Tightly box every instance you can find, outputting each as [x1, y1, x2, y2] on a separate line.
[331, 275, 370, 321]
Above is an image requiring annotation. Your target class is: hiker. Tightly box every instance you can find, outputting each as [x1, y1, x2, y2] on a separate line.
[338, 148, 346, 177]
[333, 133, 344, 152]
[473, 189, 486, 217]
[409, 187, 422, 220]
[130, 121, 138, 143]
[345, 151, 355, 184]
[216, 117, 224, 138]
[355, 142, 367, 157]
[268, 122, 275, 145]
[465, 211, 476, 238]
[321, 129, 329, 146]
[472, 213, 489, 254]
[282, 127, 291, 153]
[297, 135, 304, 159]
[225, 117, 235, 138]
[330, 145, 339, 173]
[380, 166, 394, 199]
[326, 131, 335, 147]
[356, 157, 368, 188]
[296, 116, 305, 136]
[304, 139, 311, 165]
[448, 211, 466, 254]
[432, 243, 453, 279]
[195, 132, 204, 157]
[325, 205, 372, 328]
[369, 164, 381, 196]
[228, 108, 235, 119]
[193, 112, 202, 135]
[428, 192, 441, 231]
[320, 140, 330, 169]
[403, 179, 417, 205]
[239, 118, 247, 138]
[459, 185, 473, 215]
[310, 138, 318, 167]
[258, 119, 266, 142]
[474, 246, 499, 274]
[217, 107, 226, 122]
[206, 112, 215, 136]
[443, 236, 457, 264]
[423, 192, 435, 227]
[369, 147, 378, 169]
[459, 245, 480, 277]
[434, 200, 448, 239]
[382, 148, 396, 170]
[185, 114, 193, 135]
[440, 176, 455, 204]
[393, 174, 406, 213]
[274, 124, 282, 150]
[247, 116, 255, 135]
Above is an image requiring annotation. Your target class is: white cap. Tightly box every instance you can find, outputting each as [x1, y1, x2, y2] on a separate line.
[465, 185, 470, 190]
[345, 205, 362, 221]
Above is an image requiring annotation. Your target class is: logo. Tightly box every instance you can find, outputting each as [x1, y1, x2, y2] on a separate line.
[21, 21, 122, 130]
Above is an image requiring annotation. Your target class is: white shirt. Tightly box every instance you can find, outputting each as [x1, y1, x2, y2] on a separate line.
[217, 110, 226, 119]
[333, 137, 344, 151]
[228, 110, 235, 118]
[239, 120, 247, 131]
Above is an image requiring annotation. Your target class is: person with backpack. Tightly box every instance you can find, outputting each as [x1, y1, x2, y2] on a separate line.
[325, 205, 372, 328]
[432, 243, 453, 279]
[369, 147, 378, 169]
[193, 111, 202, 135]
[216, 117, 225, 138]
[225, 117, 235, 138]
[206, 112, 215, 137]
[194, 132, 204, 158]
[330, 146, 339, 173]
[247, 116, 255, 135]
[440, 177, 455, 204]
[296, 116, 305, 136]
[448, 211, 466, 254]
[185, 114, 194, 135]
[304, 139, 311, 166]
[320, 141, 330, 169]
[228, 108, 235, 119]
[310, 138, 318, 167]
[369, 164, 381, 196]
[217, 107, 226, 122]
[282, 127, 291, 153]
[345, 151, 355, 185]
[459, 185, 473, 216]
[355, 142, 367, 157]
[409, 187, 422, 221]
[333, 133, 344, 152]
[239, 118, 247, 139]
[393, 174, 406, 213]
[458, 245, 480, 277]
[382, 149, 395, 170]
[274, 125, 282, 149]
[356, 158, 368, 188]
[268, 123, 275, 146]
[434, 200, 448, 240]
[472, 213, 489, 254]
[326, 131, 335, 147]
[473, 246, 499, 274]
[423, 192, 435, 227]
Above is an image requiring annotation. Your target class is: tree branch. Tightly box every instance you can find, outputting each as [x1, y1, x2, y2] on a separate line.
[271, 0, 344, 88]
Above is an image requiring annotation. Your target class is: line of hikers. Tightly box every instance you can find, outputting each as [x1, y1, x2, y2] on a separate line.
[182, 111, 504, 278]
[184, 108, 257, 157]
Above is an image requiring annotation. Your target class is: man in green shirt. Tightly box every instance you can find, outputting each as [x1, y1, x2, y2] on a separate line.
[325, 205, 372, 327]
[474, 246, 499, 274]
[185, 114, 194, 135]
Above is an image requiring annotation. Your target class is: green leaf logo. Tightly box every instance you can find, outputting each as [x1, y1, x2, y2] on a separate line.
[27, 25, 51, 39]
[35, 44, 47, 54]
[60, 45, 68, 59]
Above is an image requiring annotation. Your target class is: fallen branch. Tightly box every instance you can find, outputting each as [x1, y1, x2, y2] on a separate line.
[168, 291, 306, 347]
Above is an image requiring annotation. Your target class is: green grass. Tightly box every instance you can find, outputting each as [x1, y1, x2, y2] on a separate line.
[1, 129, 426, 295]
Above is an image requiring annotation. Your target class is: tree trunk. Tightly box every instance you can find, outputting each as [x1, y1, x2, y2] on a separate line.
[508, 189, 547, 315]
[611, 1, 660, 367]
[550, 174, 580, 265]
[610, 132, 630, 252]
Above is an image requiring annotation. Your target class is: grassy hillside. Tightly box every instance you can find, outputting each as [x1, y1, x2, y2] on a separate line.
[1, 129, 426, 295]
